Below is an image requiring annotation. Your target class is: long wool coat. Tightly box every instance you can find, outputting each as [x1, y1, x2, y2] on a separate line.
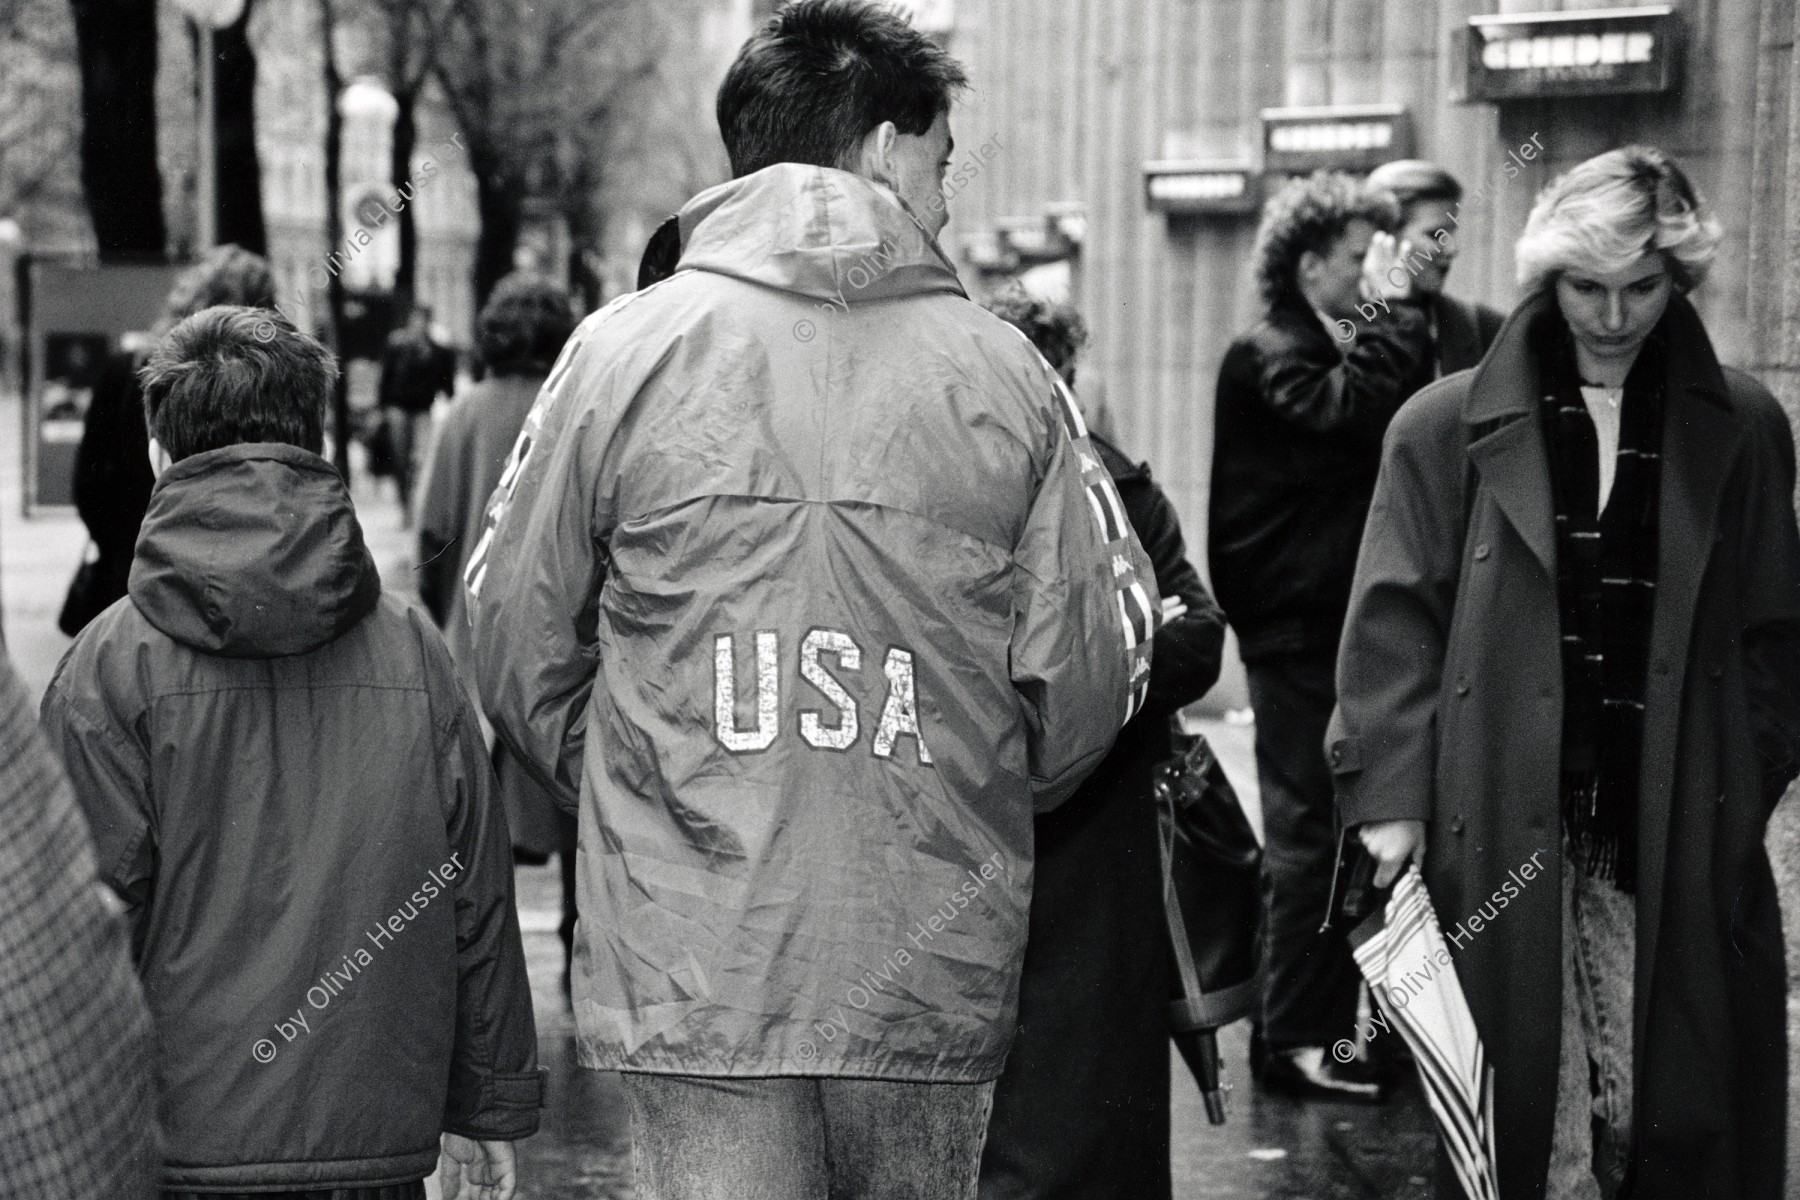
[1329, 291, 1800, 1199]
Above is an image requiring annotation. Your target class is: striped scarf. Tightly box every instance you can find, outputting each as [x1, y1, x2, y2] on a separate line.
[1533, 310, 1666, 894]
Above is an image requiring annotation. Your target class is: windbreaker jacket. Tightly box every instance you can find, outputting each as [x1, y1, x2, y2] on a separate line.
[469, 163, 1156, 1082]
[40, 444, 541, 1192]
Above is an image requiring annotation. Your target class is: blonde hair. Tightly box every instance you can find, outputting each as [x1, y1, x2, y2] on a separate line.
[1514, 146, 1720, 295]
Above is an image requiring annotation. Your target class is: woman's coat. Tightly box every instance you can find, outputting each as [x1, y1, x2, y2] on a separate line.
[1328, 291, 1800, 1199]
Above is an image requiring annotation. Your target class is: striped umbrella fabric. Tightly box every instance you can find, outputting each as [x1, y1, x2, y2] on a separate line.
[1347, 866, 1500, 1200]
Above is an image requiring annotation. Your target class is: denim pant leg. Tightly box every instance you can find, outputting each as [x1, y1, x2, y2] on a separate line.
[821, 1078, 995, 1200]
[623, 1074, 829, 1200]
[1546, 849, 1637, 1200]
[1248, 651, 1362, 1048]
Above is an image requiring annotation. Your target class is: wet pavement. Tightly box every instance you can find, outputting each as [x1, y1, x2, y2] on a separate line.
[1, 392, 1793, 1197]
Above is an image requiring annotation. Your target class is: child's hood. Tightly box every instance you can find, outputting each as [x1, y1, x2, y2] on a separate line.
[129, 443, 382, 658]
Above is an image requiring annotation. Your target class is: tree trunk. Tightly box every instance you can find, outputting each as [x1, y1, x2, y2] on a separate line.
[320, 0, 351, 481]
[471, 156, 521, 311]
[390, 88, 418, 319]
[213, 0, 267, 254]
[68, 0, 167, 261]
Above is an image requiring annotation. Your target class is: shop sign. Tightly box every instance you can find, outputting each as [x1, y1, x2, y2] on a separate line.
[1460, 6, 1680, 100]
[1261, 106, 1413, 174]
[1142, 162, 1261, 215]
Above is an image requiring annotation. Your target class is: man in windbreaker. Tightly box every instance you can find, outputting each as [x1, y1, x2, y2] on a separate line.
[469, 3, 1155, 1195]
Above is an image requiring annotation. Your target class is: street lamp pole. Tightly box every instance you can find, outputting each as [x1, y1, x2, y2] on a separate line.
[173, 0, 245, 252]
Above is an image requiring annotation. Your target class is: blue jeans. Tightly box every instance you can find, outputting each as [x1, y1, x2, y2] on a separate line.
[1546, 846, 1636, 1199]
[622, 1073, 995, 1200]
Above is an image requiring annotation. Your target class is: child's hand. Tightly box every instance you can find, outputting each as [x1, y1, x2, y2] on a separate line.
[438, 1132, 518, 1200]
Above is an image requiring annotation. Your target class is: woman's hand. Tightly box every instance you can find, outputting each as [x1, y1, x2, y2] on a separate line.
[1357, 818, 1426, 888]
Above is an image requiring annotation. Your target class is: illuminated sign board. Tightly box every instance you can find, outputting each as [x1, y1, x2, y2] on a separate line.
[1261, 105, 1413, 174]
[1459, 6, 1680, 100]
[1143, 161, 1261, 215]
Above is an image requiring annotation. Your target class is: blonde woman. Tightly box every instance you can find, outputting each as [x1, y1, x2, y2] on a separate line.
[1331, 146, 1800, 1198]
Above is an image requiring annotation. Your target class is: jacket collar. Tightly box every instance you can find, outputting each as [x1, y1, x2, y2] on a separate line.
[1465, 290, 1730, 425]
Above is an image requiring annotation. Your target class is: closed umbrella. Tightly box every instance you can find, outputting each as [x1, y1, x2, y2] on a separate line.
[1347, 866, 1500, 1200]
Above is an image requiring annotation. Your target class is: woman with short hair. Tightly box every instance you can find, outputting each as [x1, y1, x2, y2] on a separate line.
[1333, 146, 1800, 1198]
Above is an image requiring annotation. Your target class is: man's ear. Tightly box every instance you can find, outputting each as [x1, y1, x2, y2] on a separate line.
[853, 121, 901, 190]
[147, 437, 169, 479]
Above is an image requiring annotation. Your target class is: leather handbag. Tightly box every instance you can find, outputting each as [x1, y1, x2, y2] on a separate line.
[57, 541, 111, 637]
[1153, 726, 1264, 1124]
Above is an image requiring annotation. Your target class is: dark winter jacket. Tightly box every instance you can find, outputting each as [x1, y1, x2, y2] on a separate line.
[980, 433, 1224, 1200]
[469, 163, 1156, 1081]
[379, 330, 457, 413]
[1330, 292, 1800, 1198]
[70, 347, 155, 620]
[1427, 292, 1504, 380]
[40, 443, 542, 1192]
[1209, 295, 1432, 661]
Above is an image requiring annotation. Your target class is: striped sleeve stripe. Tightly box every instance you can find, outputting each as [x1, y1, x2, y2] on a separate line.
[1053, 378, 1088, 441]
[1086, 483, 1123, 542]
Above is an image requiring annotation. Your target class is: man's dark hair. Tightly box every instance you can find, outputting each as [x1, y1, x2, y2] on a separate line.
[476, 272, 577, 377]
[139, 306, 336, 462]
[1250, 171, 1400, 310]
[716, 0, 968, 178]
[984, 285, 1088, 381]
[638, 216, 683, 290]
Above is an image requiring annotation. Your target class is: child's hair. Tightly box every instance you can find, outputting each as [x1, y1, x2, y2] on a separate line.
[139, 306, 338, 462]
[1515, 146, 1720, 294]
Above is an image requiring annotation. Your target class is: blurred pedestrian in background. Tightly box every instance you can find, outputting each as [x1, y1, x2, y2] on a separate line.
[1336, 147, 1800, 1199]
[41, 307, 542, 1200]
[467, 3, 1155, 1196]
[66, 245, 275, 635]
[417, 271, 581, 990]
[1208, 171, 1433, 1102]
[378, 303, 457, 523]
[0, 646, 157, 1199]
[978, 286, 1224, 1200]
[1364, 159, 1505, 382]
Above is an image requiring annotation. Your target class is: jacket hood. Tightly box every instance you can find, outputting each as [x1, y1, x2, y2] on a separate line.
[130, 443, 381, 657]
[676, 163, 967, 306]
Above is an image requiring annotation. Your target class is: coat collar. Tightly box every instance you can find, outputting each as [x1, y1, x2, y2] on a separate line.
[1464, 290, 1735, 573]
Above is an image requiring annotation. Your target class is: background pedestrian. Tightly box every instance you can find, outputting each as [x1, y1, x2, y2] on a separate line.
[417, 270, 581, 990]
[1209, 171, 1433, 1103]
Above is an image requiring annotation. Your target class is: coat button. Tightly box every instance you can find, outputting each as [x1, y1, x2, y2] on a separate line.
[1473, 542, 1491, 561]
[1456, 678, 1471, 696]
[1452, 816, 1466, 835]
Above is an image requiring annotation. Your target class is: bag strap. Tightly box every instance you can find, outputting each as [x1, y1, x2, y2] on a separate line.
[1156, 766, 1254, 1031]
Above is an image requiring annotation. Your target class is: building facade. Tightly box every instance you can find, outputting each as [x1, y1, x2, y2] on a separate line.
[939, 0, 1800, 593]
